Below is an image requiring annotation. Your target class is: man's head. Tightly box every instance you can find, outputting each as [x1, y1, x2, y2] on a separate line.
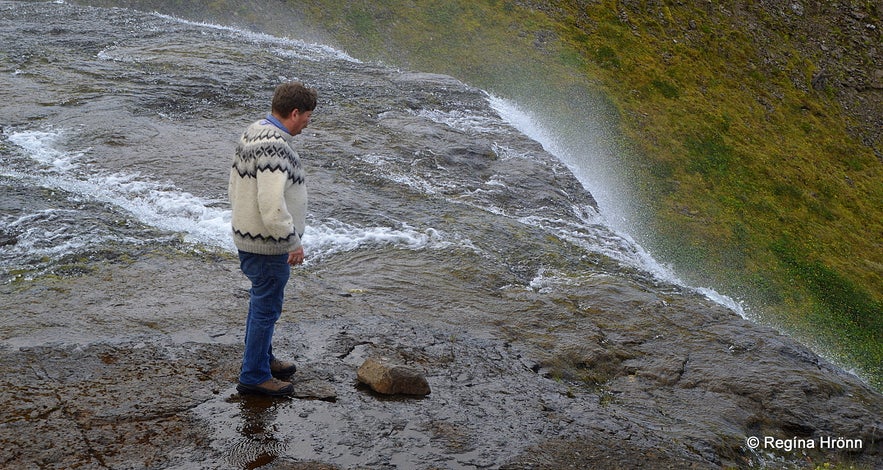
[271, 82, 317, 135]
[272, 82, 317, 115]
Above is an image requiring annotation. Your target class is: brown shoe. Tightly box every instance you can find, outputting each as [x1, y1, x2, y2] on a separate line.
[237, 378, 294, 396]
[270, 358, 297, 379]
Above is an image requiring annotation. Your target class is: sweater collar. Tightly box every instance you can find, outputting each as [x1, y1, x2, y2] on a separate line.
[263, 114, 291, 135]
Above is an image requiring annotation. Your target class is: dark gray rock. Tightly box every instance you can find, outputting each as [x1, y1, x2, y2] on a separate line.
[0, 230, 18, 247]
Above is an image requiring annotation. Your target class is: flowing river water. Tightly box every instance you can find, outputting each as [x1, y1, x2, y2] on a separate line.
[1, 1, 880, 469]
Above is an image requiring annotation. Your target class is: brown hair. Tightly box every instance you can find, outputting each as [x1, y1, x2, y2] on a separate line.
[271, 82, 318, 115]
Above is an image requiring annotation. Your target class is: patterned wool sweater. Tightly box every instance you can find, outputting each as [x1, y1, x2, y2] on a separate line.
[229, 119, 307, 255]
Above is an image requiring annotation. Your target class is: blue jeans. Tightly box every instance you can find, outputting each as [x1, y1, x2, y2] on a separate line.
[238, 251, 290, 385]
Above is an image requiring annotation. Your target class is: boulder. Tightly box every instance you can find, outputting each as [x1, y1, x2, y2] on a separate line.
[357, 357, 431, 396]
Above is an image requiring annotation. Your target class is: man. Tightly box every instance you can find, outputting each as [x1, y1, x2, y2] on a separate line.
[229, 82, 317, 396]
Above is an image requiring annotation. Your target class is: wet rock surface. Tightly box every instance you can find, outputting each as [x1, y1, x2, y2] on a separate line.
[1, 251, 880, 469]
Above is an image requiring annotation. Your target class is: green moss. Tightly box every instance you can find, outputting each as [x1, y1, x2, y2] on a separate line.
[424, 3, 462, 25]
[558, 49, 584, 68]
[345, 8, 377, 37]
[593, 45, 620, 69]
[685, 132, 734, 177]
[773, 238, 882, 332]
[650, 78, 679, 99]
[772, 237, 883, 389]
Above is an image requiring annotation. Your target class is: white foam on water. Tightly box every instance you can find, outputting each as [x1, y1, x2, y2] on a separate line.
[151, 13, 361, 64]
[54, 0, 358, 66]
[4, 128, 468, 261]
[5, 128, 234, 252]
[488, 95, 748, 318]
[4, 209, 115, 259]
[88, 173, 235, 250]
[303, 218, 469, 264]
[354, 153, 394, 166]
[491, 143, 532, 161]
[411, 108, 503, 135]
[8, 130, 83, 172]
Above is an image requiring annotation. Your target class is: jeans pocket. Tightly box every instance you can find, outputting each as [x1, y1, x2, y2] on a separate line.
[239, 251, 290, 284]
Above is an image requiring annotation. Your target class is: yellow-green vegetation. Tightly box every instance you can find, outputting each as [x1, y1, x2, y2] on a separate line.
[545, 1, 883, 391]
[280, 1, 881, 389]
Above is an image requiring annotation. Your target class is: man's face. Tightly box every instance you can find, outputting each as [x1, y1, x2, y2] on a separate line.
[288, 109, 312, 135]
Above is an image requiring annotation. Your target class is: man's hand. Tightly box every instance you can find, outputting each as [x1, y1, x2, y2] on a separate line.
[288, 247, 305, 266]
